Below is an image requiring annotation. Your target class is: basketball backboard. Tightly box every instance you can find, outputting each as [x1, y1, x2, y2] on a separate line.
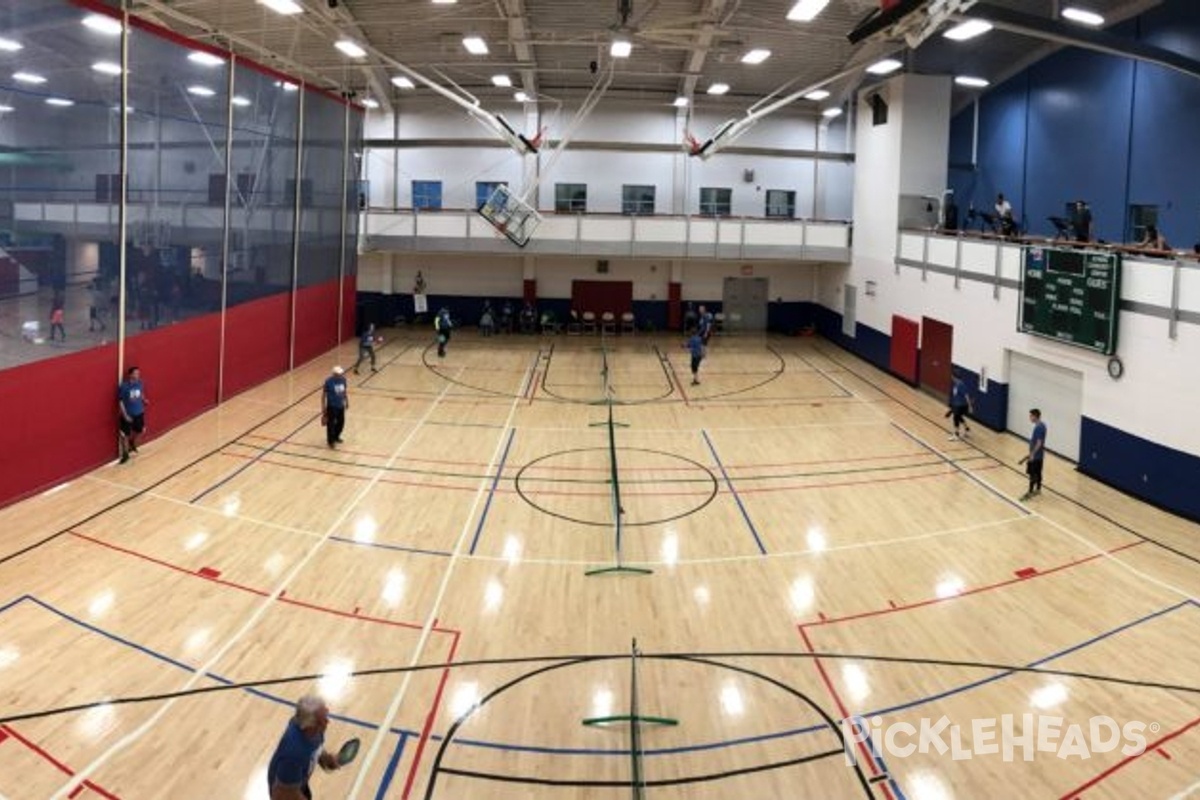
[477, 184, 542, 247]
[848, 0, 979, 48]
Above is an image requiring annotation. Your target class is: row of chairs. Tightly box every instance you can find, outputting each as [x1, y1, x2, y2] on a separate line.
[557, 310, 636, 335]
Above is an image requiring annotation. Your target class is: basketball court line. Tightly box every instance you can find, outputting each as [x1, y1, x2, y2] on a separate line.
[701, 429, 766, 554]
[51, 373, 462, 798]
[345, 352, 537, 799]
[1062, 715, 1200, 799]
[1168, 776, 1200, 800]
[0, 723, 119, 800]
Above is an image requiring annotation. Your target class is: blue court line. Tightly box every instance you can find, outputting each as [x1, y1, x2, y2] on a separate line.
[375, 731, 409, 799]
[701, 429, 768, 555]
[329, 535, 453, 559]
[469, 428, 516, 555]
[1, 596, 1193, 768]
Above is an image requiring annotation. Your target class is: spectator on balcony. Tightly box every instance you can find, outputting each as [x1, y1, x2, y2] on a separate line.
[1136, 225, 1169, 251]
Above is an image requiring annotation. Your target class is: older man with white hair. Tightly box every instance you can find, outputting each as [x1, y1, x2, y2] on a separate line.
[267, 695, 340, 799]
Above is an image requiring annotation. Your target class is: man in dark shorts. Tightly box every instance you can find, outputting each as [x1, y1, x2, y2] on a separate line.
[117, 366, 147, 464]
[267, 695, 341, 799]
[352, 323, 379, 374]
[435, 307, 453, 358]
[685, 332, 705, 386]
[322, 366, 348, 448]
[1018, 408, 1047, 501]
[945, 369, 974, 440]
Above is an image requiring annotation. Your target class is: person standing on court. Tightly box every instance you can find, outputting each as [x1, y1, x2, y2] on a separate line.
[435, 307, 453, 358]
[322, 366, 348, 448]
[946, 369, 974, 440]
[117, 366, 147, 464]
[352, 323, 379, 374]
[697, 304, 714, 345]
[1018, 408, 1047, 501]
[684, 331, 705, 386]
[267, 695, 341, 800]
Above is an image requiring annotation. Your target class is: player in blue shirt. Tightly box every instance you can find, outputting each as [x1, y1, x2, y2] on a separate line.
[267, 695, 341, 800]
[435, 308, 453, 358]
[697, 305, 715, 345]
[945, 370, 974, 440]
[117, 366, 147, 464]
[1018, 408, 1047, 501]
[322, 366, 349, 448]
[352, 323, 380, 374]
[684, 333, 705, 386]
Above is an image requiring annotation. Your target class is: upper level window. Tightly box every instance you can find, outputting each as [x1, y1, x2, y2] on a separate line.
[622, 184, 655, 215]
[555, 183, 588, 213]
[412, 180, 442, 210]
[699, 187, 732, 217]
[765, 189, 796, 219]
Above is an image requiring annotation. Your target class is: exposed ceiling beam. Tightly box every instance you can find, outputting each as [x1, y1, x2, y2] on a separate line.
[497, 0, 538, 102]
[677, 0, 730, 102]
[305, 0, 394, 112]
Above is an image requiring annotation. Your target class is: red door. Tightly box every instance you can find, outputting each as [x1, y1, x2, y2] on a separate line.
[919, 316, 953, 397]
[889, 315, 919, 384]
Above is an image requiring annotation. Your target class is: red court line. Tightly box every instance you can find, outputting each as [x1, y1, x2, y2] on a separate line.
[796, 629, 896, 799]
[804, 541, 1147, 629]
[0, 724, 120, 799]
[1058, 715, 1200, 799]
[67, 532, 458, 636]
[736, 462, 1003, 495]
[401, 630, 462, 799]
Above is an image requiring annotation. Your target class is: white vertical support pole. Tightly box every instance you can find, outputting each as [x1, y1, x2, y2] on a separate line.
[993, 243, 1003, 300]
[812, 121, 822, 220]
[288, 87, 306, 371]
[1170, 258, 1181, 340]
[336, 99, 351, 347]
[116, 7, 129, 384]
[217, 55, 236, 403]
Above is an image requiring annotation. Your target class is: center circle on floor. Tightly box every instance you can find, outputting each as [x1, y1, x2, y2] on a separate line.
[513, 447, 719, 527]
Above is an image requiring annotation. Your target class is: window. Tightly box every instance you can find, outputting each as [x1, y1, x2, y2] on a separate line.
[1127, 203, 1158, 243]
[555, 183, 588, 213]
[699, 187, 732, 217]
[476, 181, 508, 210]
[622, 184, 656, 215]
[765, 189, 796, 219]
[412, 180, 442, 210]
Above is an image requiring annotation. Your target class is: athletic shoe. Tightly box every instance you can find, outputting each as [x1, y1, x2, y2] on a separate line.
[1018, 492, 1031, 501]
[120, 452, 129, 464]
[948, 434, 958, 441]
[691, 379, 699, 385]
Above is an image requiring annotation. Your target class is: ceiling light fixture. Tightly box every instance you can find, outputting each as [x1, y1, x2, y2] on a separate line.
[943, 19, 993, 40]
[257, 0, 304, 15]
[954, 75, 990, 88]
[361, 97, 380, 108]
[462, 36, 488, 55]
[787, 0, 830, 22]
[231, 95, 252, 106]
[514, 90, 530, 102]
[673, 96, 689, 107]
[0, 37, 23, 52]
[741, 48, 771, 64]
[866, 58, 903, 75]
[188, 51, 226, 67]
[187, 85, 216, 97]
[822, 106, 843, 118]
[13, 72, 46, 84]
[803, 89, 830, 101]
[91, 62, 123, 76]
[391, 76, 415, 89]
[611, 39, 632, 58]
[491, 74, 512, 87]
[1062, 7, 1104, 26]
[0, 104, 14, 112]
[335, 40, 367, 58]
[707, 82, 730, 95]
[45, 97, 74, 107]
[81, 14, 123, 35]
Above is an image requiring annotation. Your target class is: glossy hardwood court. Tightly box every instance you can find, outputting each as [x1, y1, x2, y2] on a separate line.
[0, 330, 1197, 799]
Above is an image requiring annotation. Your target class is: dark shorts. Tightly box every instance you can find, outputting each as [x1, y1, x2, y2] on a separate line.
[1026, 459, 1043, 481]
[690, 355, 702, 373]
[951, 404, 967, 426]
[120, 414, 145, 435]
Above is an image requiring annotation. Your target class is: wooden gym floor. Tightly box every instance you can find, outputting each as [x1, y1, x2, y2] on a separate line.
[0, 330, 1197, 799]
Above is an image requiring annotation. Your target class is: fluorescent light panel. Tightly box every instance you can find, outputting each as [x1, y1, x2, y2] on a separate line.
[187, 85, 216, 97]
[804, 89, 830, 101]
[0, 105, 14, 112]
[707, 82, 730, 95]
[92, 61, 123, 75]
[821, 106, 842, 118]
[13, 71, 45, 84]
[741, 48, 771, 64]
[673, 96, 689, 107]
[391, 76, 415, 89]
[188, 51, 226, 67]
[1062, 7, 1104, 26]
[462, 36, 488, 55]
[0, 37, 22, 52]
[866, 58, 902, 75]
[611, 39, 632, 58]
[82, 14, 123, 35]
[335, 40, 367, 58]
[231, 95, 252, 106]
[954, 75, 989, 88]
[361, 98, 380, 108]
[45, 97, 74, 107]
[943, 19, 993, 40]
[514, 90, 529, 102]
[257, 0, 304, 15]
[491, 74, 512, 87]
[787, 0, 830, 22]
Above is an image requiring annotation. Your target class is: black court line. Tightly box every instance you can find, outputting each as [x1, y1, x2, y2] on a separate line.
[789, 351, 854, 397]
[890, 422, 1031, 516]
[538, 342, 675, 406]
[678, 344, 789, 402]
[354, 342, 413, 388]
[419, 341, 544, 402]
[5, 631, 1200, 728]
[191, 412, 321, 503]
[0, 385, 324, 567]
[810, 341, 1200, 569]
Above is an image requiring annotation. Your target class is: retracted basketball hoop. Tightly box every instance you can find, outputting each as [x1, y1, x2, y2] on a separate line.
[478, 185, 541, 248]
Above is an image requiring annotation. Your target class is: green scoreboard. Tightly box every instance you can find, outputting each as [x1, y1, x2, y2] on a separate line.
[1019, 246, 1121, 355]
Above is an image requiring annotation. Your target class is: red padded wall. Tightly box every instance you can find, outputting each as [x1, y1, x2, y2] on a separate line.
[0, 344, 118, 503]
[293, 280, 341, 367]
[889, 315, 920, 385]
[123, 313, 221, 434]
[222, 292, 291, 398]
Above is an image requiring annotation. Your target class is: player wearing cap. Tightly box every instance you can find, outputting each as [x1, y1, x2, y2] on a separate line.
[322, 366, 349, 448]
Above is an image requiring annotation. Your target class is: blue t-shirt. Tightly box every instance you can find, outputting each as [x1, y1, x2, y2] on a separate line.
[1030, 421, 1047, 461]
[698, 312, 713, 335]
[324, 376, 348, 410]
[359, 330, 374, 349]
[435, 312, 452, 331]
[118, 380, 145, 416]
[950, 377, 968, 407]
[687, 335, 705, 359]
[267, 719, 323, 790]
